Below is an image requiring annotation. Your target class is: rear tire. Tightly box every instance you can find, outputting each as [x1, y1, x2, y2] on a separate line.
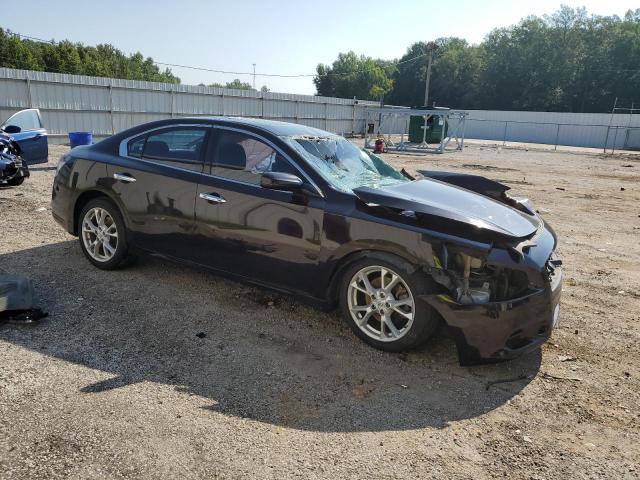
[78, 198, 130, 270]
[338, 253, 438, 352]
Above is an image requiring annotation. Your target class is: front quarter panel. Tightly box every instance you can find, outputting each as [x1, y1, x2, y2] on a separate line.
[316, 192, 492, 300]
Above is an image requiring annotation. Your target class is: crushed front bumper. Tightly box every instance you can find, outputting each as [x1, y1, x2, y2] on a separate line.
[0, 159, 29, 183]
[423, 266, 562, 365]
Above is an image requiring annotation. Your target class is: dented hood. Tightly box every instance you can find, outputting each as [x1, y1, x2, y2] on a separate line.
[354, 179, 540, 239]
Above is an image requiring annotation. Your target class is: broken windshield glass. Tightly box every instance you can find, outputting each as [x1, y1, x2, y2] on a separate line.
[281, 135, 408, 192]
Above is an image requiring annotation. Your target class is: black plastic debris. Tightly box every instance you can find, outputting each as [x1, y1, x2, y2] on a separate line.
[0, 274, 47, 324]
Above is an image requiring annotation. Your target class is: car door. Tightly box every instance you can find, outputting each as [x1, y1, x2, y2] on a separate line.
[107, 125, 209, 261]
[1, 109, 48, 164]
[193, 126, 325, 295]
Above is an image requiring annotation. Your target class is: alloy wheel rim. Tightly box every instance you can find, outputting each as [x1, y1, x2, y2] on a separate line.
[81, 207, 118, 262]
[347, 265, 415, 342]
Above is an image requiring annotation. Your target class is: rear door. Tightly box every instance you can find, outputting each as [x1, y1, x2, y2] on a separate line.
[107, 125, 209, 261]
[192, 127, 325, 294]
[1, 109, 48, 164]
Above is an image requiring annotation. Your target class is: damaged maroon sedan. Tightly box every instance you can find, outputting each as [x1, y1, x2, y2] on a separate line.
[51, 117, 562, 364]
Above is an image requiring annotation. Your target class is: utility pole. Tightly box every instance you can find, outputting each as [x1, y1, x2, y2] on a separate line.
[423, 42, 438, 108]
[252, 63, 256, 90]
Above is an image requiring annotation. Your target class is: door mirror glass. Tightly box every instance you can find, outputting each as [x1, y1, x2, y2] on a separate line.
[260, 171, 303, 191]
[3, 125, 21, 134]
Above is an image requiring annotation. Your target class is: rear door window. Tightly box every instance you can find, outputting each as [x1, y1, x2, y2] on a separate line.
[127, 127, 208, 171]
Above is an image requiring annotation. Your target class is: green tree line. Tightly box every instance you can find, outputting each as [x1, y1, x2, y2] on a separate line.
[0, 28, 179, 83]
[0, 28, 274, 91]
[314, 6, 640, 112]
[205, 79, 270, 92]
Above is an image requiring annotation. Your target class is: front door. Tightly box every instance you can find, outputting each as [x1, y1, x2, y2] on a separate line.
[106, 125, 209, 261]
[193, 127, 325, 295]
[1, 109, 48, 163]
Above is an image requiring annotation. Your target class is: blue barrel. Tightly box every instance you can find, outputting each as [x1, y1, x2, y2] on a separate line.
[68, 131, 93, 148]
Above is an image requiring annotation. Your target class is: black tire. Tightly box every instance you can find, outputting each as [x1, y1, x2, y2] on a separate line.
[338, 253, 438, 352]
[7, 177, 25, 186]
[78, 198, 130, 270]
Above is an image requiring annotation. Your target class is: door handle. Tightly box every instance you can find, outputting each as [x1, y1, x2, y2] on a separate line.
[113, 173, 137, 183]
[33, 134, 44, 139]
[199, 192, 226, 204]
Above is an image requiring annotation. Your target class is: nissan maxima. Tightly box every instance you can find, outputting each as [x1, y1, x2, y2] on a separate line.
[52, 117, 562, 364]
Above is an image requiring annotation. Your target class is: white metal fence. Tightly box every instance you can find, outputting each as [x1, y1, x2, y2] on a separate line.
[463, 110, 640, 151]
[0, 68, 378, 144]
[1, 67, 637, 151]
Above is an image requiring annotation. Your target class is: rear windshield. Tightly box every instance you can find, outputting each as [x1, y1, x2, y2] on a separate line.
[281, 135, 407, 192]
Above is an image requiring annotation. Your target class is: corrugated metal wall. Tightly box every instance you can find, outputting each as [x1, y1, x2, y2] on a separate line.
[1, 67, 638, 150]
[0, 68, 378, 143]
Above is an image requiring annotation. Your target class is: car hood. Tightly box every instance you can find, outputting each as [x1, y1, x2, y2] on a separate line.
[353, 179, 540, 240]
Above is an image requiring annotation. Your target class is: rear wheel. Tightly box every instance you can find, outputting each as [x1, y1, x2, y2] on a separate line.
[78, 198, 129, 270]
[339, 255, 438, 351]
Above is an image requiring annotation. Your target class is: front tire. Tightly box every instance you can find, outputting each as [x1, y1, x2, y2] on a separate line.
[78, 198, 129, 270]
[339, 254, 438, 352]
[7, 177, 25, 186]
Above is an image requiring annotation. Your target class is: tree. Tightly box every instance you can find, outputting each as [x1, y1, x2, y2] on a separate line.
[208, 79, 269, 92]
[0, 28, 180, 83]
[209, 78, 253, 90]
[314, 52, 394, 100]
[316, 7, 640, 113]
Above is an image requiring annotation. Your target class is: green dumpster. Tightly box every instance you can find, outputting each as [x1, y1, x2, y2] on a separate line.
[408, 114, 447, 143]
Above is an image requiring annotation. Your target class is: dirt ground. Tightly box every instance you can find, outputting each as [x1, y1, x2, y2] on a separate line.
[0, 142, 638, 479]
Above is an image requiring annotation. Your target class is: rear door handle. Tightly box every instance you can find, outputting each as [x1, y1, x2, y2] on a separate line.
[199, 192, 226, 204]
[113, 173, 137, 183]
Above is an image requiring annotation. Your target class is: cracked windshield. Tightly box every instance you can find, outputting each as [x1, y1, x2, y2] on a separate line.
[283, 135, 408, 192]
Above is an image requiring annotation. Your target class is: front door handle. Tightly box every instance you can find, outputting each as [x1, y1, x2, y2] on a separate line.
[113, 173, 137, 183]
[199, 192, 226, 204]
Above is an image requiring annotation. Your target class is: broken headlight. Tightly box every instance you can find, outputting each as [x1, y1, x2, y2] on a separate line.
[436, 252, 530, 305]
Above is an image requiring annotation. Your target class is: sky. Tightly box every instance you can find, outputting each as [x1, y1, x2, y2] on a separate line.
[3, 0, 638, 95]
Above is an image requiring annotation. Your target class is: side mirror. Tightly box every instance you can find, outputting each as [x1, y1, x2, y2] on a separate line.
[3, 125, 21, 134]
[261, 171, 303, 191]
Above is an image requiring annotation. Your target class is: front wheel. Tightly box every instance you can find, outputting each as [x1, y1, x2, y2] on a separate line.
[339, 255, 438, 352]
[78, 198, 130, 270]
[7, 177, 25, 186]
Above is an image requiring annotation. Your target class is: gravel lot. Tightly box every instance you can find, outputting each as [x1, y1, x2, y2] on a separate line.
[1, 142, 639, 479]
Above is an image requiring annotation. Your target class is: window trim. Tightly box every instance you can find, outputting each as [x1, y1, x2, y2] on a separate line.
[125, 125, 209, 166]
[118, 122, 323, 197]
[119, 123, 213, 158]
[208, 125, 323, 197]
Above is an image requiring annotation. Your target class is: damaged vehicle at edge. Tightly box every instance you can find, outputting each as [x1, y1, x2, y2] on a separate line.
[0, 108, 50, 186]
[0, 132, 29, 186]
[51, 117, 562, 365]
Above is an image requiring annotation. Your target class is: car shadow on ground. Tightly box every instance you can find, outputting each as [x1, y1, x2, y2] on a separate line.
[0, 241, 542, 433]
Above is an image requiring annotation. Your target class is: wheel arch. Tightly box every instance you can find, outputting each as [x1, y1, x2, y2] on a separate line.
[72, 189, 128, 236]
[325, 249, 423, 308]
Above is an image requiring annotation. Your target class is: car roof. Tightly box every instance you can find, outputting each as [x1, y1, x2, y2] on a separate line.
[199, 116, 334, 137]
[93, 116, 338, 155]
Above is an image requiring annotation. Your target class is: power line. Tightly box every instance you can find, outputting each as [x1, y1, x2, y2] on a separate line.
[5, 30, 428, 79]
[11, 29, 639, 78]
[8, 32, 54, 44]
